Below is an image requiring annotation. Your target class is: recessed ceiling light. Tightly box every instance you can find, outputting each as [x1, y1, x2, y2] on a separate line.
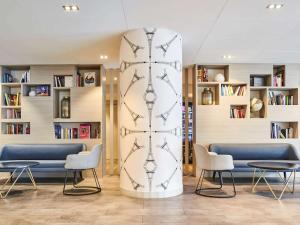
[266, 4, 283, 9]
[63, 5, 79, 12]
[223, 55, 232, 59]
[114, 77, 118, 81]
[100, 55, 108, 59]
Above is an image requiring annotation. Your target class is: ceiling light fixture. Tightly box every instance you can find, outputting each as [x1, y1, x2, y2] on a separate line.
[266, 3, 283, 9]
[223, 55, 232, 59]
[63, 5, 79, 12]
[100, 55, 108, 59]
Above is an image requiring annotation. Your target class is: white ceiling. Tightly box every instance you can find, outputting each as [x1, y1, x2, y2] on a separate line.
[1, 0, 300, 68]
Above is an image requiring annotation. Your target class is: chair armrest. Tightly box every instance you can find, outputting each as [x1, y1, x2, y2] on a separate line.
[208, 152, 217, 156]
[209, 155, 234, 171]
[65, 154, 91, 170]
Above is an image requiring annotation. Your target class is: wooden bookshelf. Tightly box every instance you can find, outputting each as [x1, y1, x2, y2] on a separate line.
[0, 65, 105, 150]
[196, 65, 229, 83]
[230, 105, 247, 119]
[192, 63, 300, 147]
[271, 121, 298, 139]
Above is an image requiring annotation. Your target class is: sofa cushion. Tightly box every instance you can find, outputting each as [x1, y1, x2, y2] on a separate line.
[0, 144, 85, 160]
[209, 143, 299, 160]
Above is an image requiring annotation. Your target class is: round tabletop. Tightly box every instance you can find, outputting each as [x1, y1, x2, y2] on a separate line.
[0, 161, 40, 169]
[247, 161, 299, 170]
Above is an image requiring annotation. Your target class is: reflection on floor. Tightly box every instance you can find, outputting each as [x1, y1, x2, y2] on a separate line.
[1, 175, 300, 225]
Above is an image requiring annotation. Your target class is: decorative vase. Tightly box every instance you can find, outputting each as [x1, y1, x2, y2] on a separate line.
[202, 88, 213, 105]
[61, 96, 70, 118]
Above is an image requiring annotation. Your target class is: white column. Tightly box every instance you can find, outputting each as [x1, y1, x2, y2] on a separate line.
[119, 28, 183, 198]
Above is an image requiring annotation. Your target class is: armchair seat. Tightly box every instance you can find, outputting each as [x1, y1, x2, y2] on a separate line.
[194, 144, 236, 198]
[63, 144, 102, 196]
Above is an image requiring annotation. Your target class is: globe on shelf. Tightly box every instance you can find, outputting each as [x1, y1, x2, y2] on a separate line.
[250, 98, 263, 112]
[214, 73, 225, 82]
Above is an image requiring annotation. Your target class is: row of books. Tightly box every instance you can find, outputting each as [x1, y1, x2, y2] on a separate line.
[5, 123, 30, 135]
[4, 93, 21, 106]
[268, 92, 294, 105]
[271, 122, 293, 139]
[4, 109, 21, 119]
[2, 71, 30, 83]
[54, 123, 100, 139]
[54, 75, 73, 87]
[221, 85, 246, 96]
[230, 106, 246, 118]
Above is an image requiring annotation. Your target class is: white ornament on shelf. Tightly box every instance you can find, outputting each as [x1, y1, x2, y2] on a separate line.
[214, 73, 225, 82]
[250, 98, 263, 112]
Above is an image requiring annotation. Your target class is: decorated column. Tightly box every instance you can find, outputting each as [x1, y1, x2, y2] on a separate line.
[119, 28, 182, 198]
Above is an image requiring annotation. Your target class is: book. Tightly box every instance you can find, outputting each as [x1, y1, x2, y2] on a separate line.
[79, 123, 91, 139]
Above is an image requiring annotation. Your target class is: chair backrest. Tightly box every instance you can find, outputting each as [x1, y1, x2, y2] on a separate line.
[194, 144, 210, 170]
[88, 144, 102, 168]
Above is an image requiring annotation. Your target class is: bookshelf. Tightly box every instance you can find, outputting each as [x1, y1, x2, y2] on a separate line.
[197, 83, 219, 105]
[192, 63, 300, 147]
[0, 65, 105, 150]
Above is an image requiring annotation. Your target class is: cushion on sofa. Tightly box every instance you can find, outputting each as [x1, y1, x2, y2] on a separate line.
[209, 143, 299, 161]
[0, 144, 85, 160]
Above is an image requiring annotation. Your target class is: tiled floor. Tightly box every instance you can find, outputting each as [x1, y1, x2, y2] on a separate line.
[1, 175, 300, 225]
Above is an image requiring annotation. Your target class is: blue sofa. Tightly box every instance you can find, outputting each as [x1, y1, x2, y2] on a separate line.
[0, 144, 85, 178]
[209, 143, 300, 172]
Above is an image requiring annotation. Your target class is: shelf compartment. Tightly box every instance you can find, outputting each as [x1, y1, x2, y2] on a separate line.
[76, 65, 101, 87]
[197, 83, 219, 105]
[230, 105, 247, 119]
[1, 108, 21, 119]
[250, 88, 267, 118]
[1, 85, 21, 107]
[271, 121, 298, 139]
[273, 65, 285, 87]
[53, 89, 71, 119]
[197, 65, 229, 83]
[221, 84, 247, 96]
[1, 66, 30, 83]
[250, 74, 272, 87]
[1, 122, 30, 135]
[53, 75, 73, 88]
[54, 122, 101, 139]
[22, 84, 51, 96]
[268, 88, 298, 105]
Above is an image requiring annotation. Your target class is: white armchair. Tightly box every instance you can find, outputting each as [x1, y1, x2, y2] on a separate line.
[194, 144, 236, 198]
[63, 144, 102, 195]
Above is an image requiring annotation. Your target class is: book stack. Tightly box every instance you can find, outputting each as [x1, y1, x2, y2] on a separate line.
[273, 69, 284, 87]
[5, 109, 21, 119]
[230, 106, 246, 119]
[271, 122, 293, 139]
[221, 85, 246, 96]
[54, 75, 73, 87]
[5, 123, 30, 134]
[197, 67, 208, 82]
[4, 93, 21, 106]
[2, 73, 13, 83]
[250, 76, 265, 87]
[76, 71, 84, 87]
[54, 123, 100, 139]
[268, 92, 294, 105]
[20, 71, 30, 83]
[55, 125, 78, 139]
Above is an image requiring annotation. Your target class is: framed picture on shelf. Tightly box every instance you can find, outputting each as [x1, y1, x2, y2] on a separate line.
[84, 72, 96, 87]
[79, 124, 91, 139]
[36, 85, 50, 96]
